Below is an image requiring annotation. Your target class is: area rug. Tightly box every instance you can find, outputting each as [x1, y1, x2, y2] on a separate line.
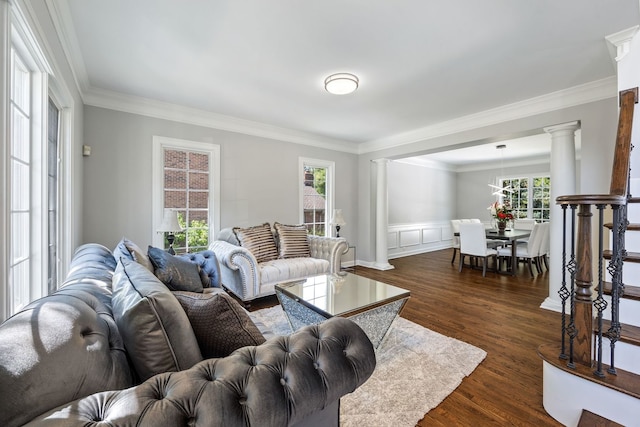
[250, 306, 487, 427]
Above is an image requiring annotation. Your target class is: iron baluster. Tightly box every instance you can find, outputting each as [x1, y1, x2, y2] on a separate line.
[558, 204, 570, 360]
[566, 204, 578, 369]
[593, 204, 607, 378]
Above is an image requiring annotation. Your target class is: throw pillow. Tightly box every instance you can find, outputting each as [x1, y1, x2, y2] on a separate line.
[233, 222, 279, 263]
[178, 250, 221, 288]
[274, 222, 311, 259]
[113, 237, 153, 271]
[111, 258, 203, 381]
[173, 290, 266, 358]
[148, 246, 204, 293]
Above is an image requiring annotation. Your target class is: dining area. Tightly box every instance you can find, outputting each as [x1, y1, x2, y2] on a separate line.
[451, 218, 550, 277]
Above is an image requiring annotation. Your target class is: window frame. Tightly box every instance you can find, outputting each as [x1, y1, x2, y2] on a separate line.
[299, 157, 335, 237]
[1, 0, 76, 320]
[151, 136, 221, 251]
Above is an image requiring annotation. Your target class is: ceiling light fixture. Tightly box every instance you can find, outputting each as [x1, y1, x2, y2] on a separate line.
[324, 73, 359, 95]
[488, 144, 514, 196]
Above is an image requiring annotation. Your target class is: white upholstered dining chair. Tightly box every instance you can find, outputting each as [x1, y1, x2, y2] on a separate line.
[498, 222, 544, 275]
[458, 222, 498, 277]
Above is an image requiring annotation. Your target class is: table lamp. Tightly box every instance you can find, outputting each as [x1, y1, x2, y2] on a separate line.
[331, 209, 346, 237]
[157, 209, 183, 254]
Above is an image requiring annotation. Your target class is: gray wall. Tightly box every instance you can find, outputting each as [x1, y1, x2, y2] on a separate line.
[388, 161, 456, 224]
[456, 162, 550, 221]
[82, 106, 358, 250]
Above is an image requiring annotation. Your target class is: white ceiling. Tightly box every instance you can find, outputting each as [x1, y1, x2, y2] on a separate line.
[54, 0, 638, 156]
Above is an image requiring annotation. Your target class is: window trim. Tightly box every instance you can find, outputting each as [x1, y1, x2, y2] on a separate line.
[299, 157, 335, 237]
[151, 136, 221, 250]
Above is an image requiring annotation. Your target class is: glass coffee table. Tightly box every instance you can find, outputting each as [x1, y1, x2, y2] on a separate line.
[275, 272, 410, 348]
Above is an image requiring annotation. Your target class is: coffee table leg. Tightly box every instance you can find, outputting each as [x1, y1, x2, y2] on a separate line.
[349, 298, 408, 348]
[276, 290, 327, 331]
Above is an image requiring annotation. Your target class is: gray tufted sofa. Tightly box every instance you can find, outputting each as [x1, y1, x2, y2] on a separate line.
[0, 243, 376, 427]
[210, 227, 348, 305]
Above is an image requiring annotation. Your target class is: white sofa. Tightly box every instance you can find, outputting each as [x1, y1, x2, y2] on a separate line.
[209, 225, 348, 305]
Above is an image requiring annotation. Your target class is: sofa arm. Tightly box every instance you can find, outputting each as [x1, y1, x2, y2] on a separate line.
[208, 240, 260, 301]
[25, 317, 376, 427]
[308, 235, 348, 273]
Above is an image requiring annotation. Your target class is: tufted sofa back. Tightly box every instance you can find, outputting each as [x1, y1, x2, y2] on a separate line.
[178, 250, 221, 287]
[0, 244, 135, 427]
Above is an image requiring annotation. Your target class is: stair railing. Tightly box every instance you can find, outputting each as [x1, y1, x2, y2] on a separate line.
[555, 87, 637, 376]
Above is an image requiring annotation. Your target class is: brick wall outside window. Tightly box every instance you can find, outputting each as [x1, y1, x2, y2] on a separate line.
[163, 149, 209, 252]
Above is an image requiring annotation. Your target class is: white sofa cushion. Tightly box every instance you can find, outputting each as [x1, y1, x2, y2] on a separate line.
[260, 257, 330, 287]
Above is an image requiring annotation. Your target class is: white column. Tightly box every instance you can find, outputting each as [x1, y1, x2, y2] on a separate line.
[541, 121, 579, 312]
[373, 159, 394, 270]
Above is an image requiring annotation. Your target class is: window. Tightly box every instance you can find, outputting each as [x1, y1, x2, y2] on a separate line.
[1, 3, 73, 321]
[47, 98, 60, 294]
[152, 137, 220, 254]
[9, 48, 32, 314]
[531, 176, 551, 220]
[299, 158, 334, 236]
[501, 175, 550, 220]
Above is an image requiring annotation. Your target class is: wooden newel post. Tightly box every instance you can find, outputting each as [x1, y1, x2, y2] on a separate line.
[574, 204, 593, 366]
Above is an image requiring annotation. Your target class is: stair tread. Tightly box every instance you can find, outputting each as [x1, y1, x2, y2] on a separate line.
[603, 250, 640, 262]
[538, 342, 640, 399]
[594, 319, 640, 347]
[578, 410, 624, 427]
[603, 281, 640, 301]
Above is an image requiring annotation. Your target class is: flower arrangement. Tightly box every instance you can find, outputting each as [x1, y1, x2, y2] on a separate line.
[489, 201, 514, 224]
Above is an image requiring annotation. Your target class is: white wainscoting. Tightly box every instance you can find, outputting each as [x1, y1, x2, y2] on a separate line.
[387, 221, 453, 259]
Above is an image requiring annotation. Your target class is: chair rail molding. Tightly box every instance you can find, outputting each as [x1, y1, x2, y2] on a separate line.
[388, 221, 457, 259]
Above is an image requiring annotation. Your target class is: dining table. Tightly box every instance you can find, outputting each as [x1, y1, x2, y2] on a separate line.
[455, 228, 532, 276]
[485, 228, 532, 275]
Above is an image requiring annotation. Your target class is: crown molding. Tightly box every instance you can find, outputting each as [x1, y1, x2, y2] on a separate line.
[358, 76, 617, 155]
[605, 25, 640, 62]
[45, 0, 90, 97]
[393, 157, 456, 172]
[83, 87, 359, 153]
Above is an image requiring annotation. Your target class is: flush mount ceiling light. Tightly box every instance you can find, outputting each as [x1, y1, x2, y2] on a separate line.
[324, 73, 359, 95]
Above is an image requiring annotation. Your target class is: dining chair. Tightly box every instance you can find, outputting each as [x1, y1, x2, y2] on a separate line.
[513, 219, 537, 230]
[497, 222, 544, 275]
[450, 219, 462, 264]
[537, 222, 550, 271]
[458, 222, 498, 277]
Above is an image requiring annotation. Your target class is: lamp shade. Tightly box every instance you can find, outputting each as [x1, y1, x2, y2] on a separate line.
[157, 209, 183, 233]
[331, 209, 346, 226]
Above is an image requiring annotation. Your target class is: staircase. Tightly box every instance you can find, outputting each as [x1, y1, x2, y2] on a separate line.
[538, 88, 640, 427]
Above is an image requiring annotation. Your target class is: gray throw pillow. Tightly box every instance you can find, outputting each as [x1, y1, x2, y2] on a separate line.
[148, 246, 204, 293]
[112, 258, 203, 381]
[173, 290, 266, 358]
[113, 237, 154, 271]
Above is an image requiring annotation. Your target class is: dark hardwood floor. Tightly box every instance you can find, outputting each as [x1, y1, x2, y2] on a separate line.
[252, 249, 563, 426]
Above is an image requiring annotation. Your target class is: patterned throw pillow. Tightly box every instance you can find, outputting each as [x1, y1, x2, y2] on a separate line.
[173, 290, 266, 358]
[274, 222, 310, 259]
[233, 223, 279, 263]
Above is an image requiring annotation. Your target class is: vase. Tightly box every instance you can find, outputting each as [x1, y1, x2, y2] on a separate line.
[497, 221, 507, 232]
